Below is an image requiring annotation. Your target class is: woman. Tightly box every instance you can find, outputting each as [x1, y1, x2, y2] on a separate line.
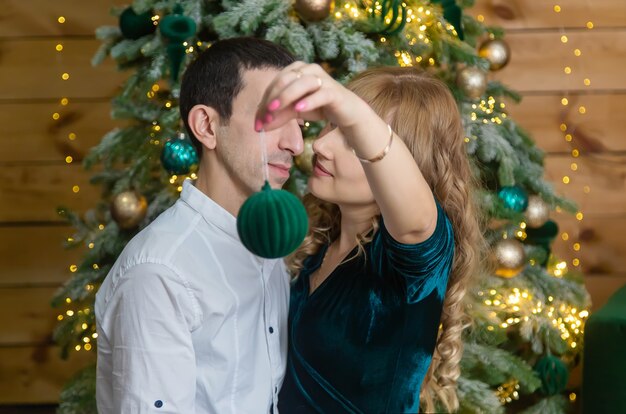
[256, 64, 482, 413]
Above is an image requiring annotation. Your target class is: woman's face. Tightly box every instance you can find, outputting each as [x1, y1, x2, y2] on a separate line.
[307, 124, 376, 207]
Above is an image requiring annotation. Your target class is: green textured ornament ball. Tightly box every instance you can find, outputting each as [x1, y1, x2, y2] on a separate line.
[237, 181, 308, 259]
[119, 7, 156, 40]
[534, 355, 569, 396]
[525, 219, 559, 247]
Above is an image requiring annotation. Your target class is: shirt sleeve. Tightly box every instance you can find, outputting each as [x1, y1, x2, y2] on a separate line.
[378, 201, 455, 304]
[97, 262, 198, 413]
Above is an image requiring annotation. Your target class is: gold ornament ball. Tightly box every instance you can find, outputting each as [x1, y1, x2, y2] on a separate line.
[525, 195, 550, 228]
[111, 191, 148, 229]
[295, 0, 333, 22]
[457, 66, 487, 99]
[295, 137, 315, 175]
[478, 39, 511, 71]
[493, 238, 526, 278]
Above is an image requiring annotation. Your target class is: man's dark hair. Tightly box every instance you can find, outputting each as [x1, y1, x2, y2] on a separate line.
[179, 37, 295, 156]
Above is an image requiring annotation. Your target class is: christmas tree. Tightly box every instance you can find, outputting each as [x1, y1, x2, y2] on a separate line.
[53, 1, 590, 412]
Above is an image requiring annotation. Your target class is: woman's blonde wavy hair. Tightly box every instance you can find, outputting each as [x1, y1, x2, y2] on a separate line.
[287, 66, 484, 412]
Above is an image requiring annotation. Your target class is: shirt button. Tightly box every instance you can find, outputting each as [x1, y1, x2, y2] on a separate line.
[269, 326, 274, 334]
[154, 400, 163, 408]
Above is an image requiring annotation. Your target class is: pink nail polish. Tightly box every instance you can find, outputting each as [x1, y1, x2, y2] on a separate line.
[264, 113, 274, 123]
[294, 101, 307, 112]
[268, 99, 281, 111]
[254, 119, 263, 132]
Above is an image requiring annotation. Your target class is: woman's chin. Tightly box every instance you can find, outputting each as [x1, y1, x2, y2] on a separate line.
[307, 179, 330, 201]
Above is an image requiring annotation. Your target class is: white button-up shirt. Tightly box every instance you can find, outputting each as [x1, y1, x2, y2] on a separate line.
[95, 180, 289, 413]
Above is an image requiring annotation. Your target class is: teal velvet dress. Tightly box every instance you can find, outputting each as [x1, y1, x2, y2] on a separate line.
[278, 202, 454, 414]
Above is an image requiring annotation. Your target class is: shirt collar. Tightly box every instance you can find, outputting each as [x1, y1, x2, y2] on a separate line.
[180, 179, 240, 241]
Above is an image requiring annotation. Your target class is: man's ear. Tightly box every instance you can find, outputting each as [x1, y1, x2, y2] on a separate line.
[188, 104, 221, 150]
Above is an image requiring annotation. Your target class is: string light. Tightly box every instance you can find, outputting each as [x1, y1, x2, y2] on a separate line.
[554, 4, 593, 268]
[478, 286, 589, 350]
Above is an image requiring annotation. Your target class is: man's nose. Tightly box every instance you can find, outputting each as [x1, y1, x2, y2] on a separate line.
[277, 119, 304, 156]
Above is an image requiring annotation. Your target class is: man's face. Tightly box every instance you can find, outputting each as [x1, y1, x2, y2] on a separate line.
[216, 69, 303, 196]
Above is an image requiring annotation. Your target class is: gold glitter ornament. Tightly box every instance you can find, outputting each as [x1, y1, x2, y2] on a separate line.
[456, 66, 487, 99]
[493, 238, 526, 278]
[294, 0, 333, 22]
[525, 195, 550, 228]
[478, 38, 511, 71]
[294, 137, 315, 175]
[110, 191, 148, 229]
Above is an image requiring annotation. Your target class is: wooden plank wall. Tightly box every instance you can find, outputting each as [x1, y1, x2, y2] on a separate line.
[0, 0, 126, 404]
[0, 0, 624, 405]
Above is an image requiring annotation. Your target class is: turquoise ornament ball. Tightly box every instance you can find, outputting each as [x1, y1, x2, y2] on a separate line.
[161, 138, 198, 175]
[237, 181, 309, 259]
[498, 185, 529, 212]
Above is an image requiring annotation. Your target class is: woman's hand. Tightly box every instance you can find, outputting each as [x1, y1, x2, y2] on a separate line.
[254, 61, 368, 133]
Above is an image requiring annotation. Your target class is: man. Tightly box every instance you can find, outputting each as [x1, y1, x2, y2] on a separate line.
[95, 37, 303, 413]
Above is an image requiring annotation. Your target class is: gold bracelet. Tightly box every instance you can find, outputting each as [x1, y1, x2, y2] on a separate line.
[353, 124, 394, 164]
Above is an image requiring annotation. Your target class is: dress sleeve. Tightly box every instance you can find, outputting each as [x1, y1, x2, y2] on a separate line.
[96, 263, 198, 413]
[378, 201, 455, 304]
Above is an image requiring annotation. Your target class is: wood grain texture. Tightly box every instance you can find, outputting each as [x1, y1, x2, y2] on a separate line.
[0, 164, 99, 223]
[0, 38, 127, 100]
[1, 101, 116, 163]
[469, 0, 626, 30]
[544, 154, 626, 216]
[0, 225, 82, 286]
[0, 346, 93, 404]
[0, 0, 126, 38]
[492, 30, 626, 93]
[506, 93, 626, 153]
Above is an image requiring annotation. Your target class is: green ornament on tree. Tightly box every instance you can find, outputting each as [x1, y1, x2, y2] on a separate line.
[431, 0, 464, 40]
[525, 219, 559, 266]
[237, 181, 309, 259]
[119, 7, 156, 40]
[161, 134, 199, 175]
[498, 185, 528, 212]
[534, 355, 569, 396]
[525, 219, 559, 247]
[159, 5, 197, 82]
[370, 0, 408, 36]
